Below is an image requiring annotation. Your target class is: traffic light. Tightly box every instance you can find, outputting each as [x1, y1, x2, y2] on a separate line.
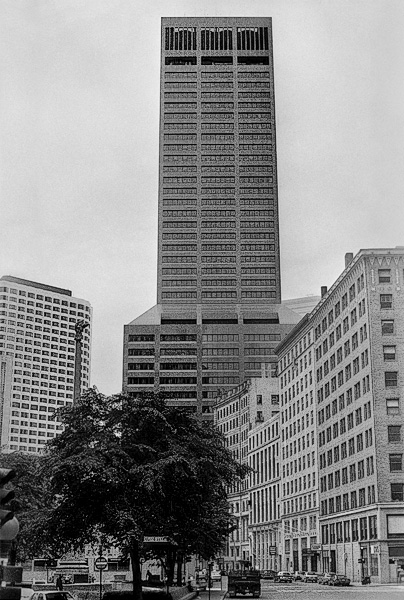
[0, 468, 19, 541]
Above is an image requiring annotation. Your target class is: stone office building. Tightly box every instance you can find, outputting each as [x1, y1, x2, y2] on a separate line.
[214, 377, 281, 570]
[123, 18, 299, 416]
[276, 317, 320, 573]
[275, 249, 404, 584]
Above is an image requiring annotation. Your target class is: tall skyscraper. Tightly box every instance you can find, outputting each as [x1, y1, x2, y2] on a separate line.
[123, 18, 300, 417]
[0, 276, 92, 452]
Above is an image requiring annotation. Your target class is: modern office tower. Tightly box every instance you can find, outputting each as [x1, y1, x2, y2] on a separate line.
[0, 275, 92, 452]
[214, 378, 281, 571]
[123, 18, 300, 416]
[276, 317, 320, 573]
[276, 248, 404, 584]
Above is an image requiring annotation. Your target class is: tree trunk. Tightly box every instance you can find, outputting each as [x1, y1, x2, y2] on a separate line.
[165, 547, 176, 586]
[176, 556, 183, 586]
[130, 540, 143, 600]
[8, 540, 17, 566]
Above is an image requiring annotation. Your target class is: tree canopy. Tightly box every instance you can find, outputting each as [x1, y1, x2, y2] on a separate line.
[31, 389, 247, 598]
[0, 451, 49, 564]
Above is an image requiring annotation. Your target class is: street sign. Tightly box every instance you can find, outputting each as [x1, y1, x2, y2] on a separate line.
[144, 536, 171, 543]
[95, 556, 108, 571]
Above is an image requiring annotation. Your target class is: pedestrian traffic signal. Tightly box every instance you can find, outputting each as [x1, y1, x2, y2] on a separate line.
[0, 467, 19, 541]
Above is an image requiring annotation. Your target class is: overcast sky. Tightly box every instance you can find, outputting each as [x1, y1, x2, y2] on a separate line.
[1, 0, 404, 395]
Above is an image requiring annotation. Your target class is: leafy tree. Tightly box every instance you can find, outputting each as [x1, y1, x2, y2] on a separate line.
[0, 451, 49, 564]
[32, 389, 247, 599]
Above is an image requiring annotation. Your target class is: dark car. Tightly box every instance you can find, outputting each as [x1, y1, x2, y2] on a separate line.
[329, 574, 351, 586]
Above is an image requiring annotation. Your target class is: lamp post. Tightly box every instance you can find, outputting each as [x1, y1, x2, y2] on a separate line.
[74, 320, 89, 403]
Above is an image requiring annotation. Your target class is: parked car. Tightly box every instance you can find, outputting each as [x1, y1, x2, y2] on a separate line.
[195, 577, 208, 591]
[293, 571, 305, 581]
[318, 572, 336, 585]
[329, 574, 351, 587]
[31, 593, 76, 600]
[274, 571, 293, 583]
[302, 571, 318, 583]
[260, 570, 276, 580]
[19, 588, 35, 600]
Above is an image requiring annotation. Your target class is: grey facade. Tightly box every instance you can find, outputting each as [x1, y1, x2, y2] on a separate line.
[123, 18, 300, 417]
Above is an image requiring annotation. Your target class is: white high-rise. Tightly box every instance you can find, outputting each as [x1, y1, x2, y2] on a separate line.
[0, 276, 92, 452]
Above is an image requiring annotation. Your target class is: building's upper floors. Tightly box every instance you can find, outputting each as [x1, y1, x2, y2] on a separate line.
[157, 18, 281, 306]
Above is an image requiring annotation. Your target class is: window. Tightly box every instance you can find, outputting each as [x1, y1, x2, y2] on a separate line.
[385, 372, 398, 387]
[378, 269, 391, 283]
[389, 454, 403, 471]
[383, 346, 396, 361]
[344, 520, 351, 541]
[341, 442, 347, 459]
[382, 320, 394, 334]
[388, 426, 401, 442]
[386, 398, 400, 415]
[391, 483, 404, 501]
[380, 294, 393, 309]
[349, 464, 356, 482]
[369, 515, 377, 539]
[360, 516, 368, 540]
[351, 519, 359, 541]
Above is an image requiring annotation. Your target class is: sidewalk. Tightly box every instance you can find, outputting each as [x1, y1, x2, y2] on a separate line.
[197, 586, 226, 600]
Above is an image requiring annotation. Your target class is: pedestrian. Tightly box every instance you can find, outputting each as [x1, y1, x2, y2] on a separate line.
[55, 575, 63, 590]
[146, 570, 152, 583]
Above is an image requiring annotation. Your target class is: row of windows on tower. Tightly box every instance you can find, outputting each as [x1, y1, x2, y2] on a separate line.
[164, 27, 269, 52]
[163, 155, 273, 164]
[164, 115, 272, 125]
[164, 71, 270, 80]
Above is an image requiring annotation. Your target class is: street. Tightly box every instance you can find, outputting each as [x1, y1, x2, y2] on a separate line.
[201, 580, 404, 600]
[261, 580, 404, 599]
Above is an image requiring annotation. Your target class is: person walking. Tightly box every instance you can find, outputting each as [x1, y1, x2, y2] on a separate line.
[55, 575, 63, 590]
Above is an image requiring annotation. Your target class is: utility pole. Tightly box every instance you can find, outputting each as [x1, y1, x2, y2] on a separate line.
[74, 320, 89, 403]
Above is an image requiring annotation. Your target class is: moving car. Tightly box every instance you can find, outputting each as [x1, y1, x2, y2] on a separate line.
[293, 571, 305, 581]
[274, 571, 293, 583]
[227, 570, 261, 597]
[260, 570, 276, 580]
[329, 574, 351, 586]
[302, 571, 318, 583]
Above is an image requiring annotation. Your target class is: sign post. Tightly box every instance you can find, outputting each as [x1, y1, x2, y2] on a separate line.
[95, 556, 108, 600]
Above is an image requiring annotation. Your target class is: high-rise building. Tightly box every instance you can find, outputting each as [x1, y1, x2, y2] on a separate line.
[123, 17, 300, 416]
[0, 275, 92, 452]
